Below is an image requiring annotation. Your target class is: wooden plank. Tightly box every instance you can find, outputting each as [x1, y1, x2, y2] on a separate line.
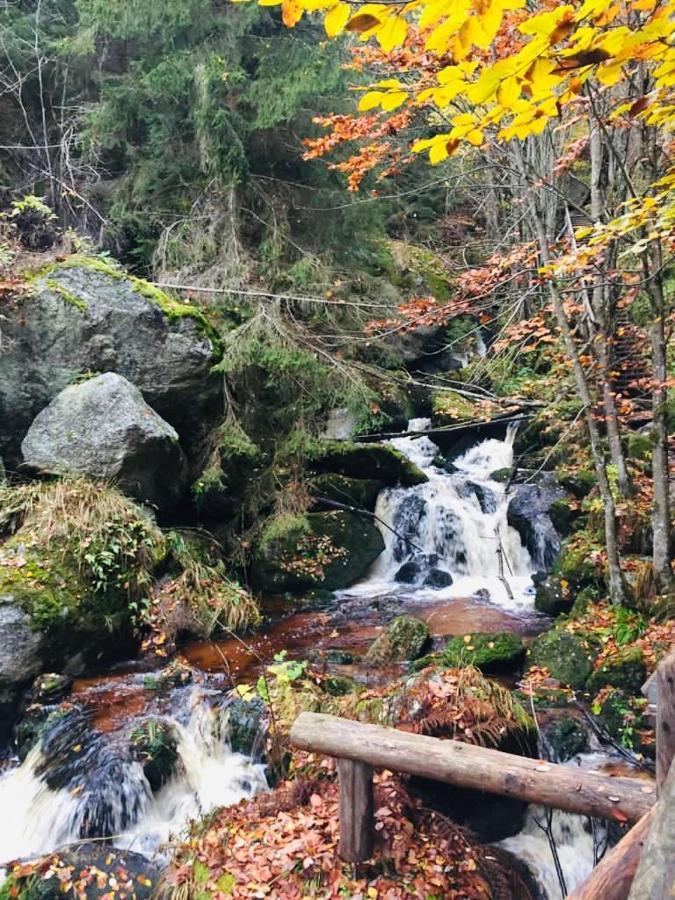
[290, 713, 655, 823]
[627, 762, 675, 900]
[654, 650, 675, 793]
[565, 808, 655, 900]
[337, 758, 373, 862]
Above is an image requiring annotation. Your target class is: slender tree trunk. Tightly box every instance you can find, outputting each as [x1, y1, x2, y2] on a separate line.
[589, 123, 632, 498]
[646, 258, 673, 593]
[513, 144, 627, 604]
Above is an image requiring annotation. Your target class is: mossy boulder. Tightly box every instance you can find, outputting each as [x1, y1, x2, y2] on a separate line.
[308, 473, 384, 512]
[130, 719, 180, 792]
[0, 256, 222, 470]
[252, 510, 384, 594]
[557, 469, 596, 499]
[308, 440, 427, 487]
[365, 615, 430, 664]
[528, 629, 592, 689]
[543, 716, 588, 762]
[416, 632, 525, 674]
[586, 647, 647, 696]
[225, 695, 266, 757]
[534, 575, 574, 616]
[490, 468, 512, 483]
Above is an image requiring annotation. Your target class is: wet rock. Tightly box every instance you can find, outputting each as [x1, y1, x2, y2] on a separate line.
[558, 469, 596, 499]
[130, 718, 180, 792]
[460, 481, 497, 514]
[0, 597, 44, 691]
[415, 632, 525, 675]
[528, 629, 592, 690]
[145, 659, 195, 690]
[392, 496, 428, 563]
[423, 568, 453, 589]
[506, 478, 566, 571]
[13, 704, 69, 762]
[542, 716, 588, 762]
[309, 473, 384, 512]
[22, 373, 186, 511]
[32, 672, 73, 703]
[365, 615, 430, 664]
[586, 647, 647, 696]
[252, 510, 384, 594]
[225, 695, 267, 757]
[395, 559, 423, 584]
[0, 258, 222, 471]
[320, 674, 359, 697]
[490, 467, 512, 483]
[534, 575, 574, 617]
[4, 844, 161, 900]
[309, 440, 428, 487]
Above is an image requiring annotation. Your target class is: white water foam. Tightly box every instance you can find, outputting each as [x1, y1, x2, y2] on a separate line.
[343, 418, 535, 610]
[0, 687, 267, 868]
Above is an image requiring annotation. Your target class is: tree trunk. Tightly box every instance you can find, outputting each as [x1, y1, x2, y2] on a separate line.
[589, 123, 632, 498]
[647, 266, 673, 593]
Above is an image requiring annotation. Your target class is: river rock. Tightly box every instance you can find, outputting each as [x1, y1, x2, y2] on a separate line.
[252, 510, 384, 594]
[528, 629, 592, 690]
[365, 614, 430, 664]
[309, 440, 428, 487]
[0, 258, 222, 470]
[0, 597, 44, 688]
[542, 716, 588, 762]
[506, 477, 567, 571]
[534, 575, 574, 617]
[586, 646, 647, 696]
[22, 373, 186, 510]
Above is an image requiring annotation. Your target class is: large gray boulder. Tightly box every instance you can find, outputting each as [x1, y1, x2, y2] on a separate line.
[0, 259, 222, 471]
[506, 477, 566, 571]
[0, 597, 44, 688]
[22, 372, 186, 509]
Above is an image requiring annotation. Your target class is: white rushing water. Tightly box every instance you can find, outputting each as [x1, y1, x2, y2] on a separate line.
[345, 418, 535, 609]
[498, 753, 613, 898]
[0, 686, 267, 868]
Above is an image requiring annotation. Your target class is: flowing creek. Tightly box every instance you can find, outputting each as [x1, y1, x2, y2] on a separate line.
[0, 422, 638, 897]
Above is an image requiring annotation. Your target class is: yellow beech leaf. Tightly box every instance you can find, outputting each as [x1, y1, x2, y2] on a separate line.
[282, 0, 303, 26]
[358, 91, 384, 111]
[596, 61, 623, 85]
[466, 128, 484, 145]
[324, 2, 350, 37]
[258, 0, 283, 5]
[498, 76, 521, 108]
[377, 15, 407, 52]
[381, 90, 408, 110]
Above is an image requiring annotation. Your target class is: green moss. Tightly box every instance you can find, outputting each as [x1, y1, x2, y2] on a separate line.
[308, 474, 384, 511]
[26, 254, 222, 358]
[0, 541, 86, 632]
[553, 532, 604, 587]
[416, 632, 525, 674]
[253, 510, 384, 594]
[528, 629, 593, 689]
[587, 647, 647, 695]
[365, 615, 430, 664]
[432, 389, 480, 425]
[308, 440, 427, 487]
[42, 278, 88, 312]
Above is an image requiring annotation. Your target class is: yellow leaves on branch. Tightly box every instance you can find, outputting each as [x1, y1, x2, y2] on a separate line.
[255, 0, 675, 160]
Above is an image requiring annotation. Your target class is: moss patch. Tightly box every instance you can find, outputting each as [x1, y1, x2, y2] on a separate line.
[416, 632, 525, 674]
[308, 440, 427, 487]
[586, 646, 647, 695]
[365, 615, 430, 664]
[528, 629, 593, 689]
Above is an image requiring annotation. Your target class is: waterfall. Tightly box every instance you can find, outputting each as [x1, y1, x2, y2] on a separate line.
[0, 685, 267, 868]
[348, 418, 535, 608]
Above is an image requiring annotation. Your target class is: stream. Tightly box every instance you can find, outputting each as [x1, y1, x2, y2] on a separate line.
[0, 422, 632, 897]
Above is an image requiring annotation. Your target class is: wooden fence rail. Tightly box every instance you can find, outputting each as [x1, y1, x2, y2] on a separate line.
[289, 712, 655, 862]
[290, 650, 675, 896]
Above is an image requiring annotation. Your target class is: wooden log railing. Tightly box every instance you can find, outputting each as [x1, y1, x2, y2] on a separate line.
[289, 713, 655, 862]
[289, 650, 675, 897]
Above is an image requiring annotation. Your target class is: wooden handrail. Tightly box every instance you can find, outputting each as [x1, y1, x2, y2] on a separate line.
[290, 712, 655, 861]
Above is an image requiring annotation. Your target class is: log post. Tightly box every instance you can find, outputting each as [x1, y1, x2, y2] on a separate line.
[337, 758, 373, 862]
[653, 650, 675, 794]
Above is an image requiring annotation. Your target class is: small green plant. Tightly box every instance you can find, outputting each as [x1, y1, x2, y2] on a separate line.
[7, 194, 56, 221]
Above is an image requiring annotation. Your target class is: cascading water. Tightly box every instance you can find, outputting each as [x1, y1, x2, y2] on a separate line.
[347, 418, 535, 607]
[0, 681, 267, 869]
[498, 753, 616, 899]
